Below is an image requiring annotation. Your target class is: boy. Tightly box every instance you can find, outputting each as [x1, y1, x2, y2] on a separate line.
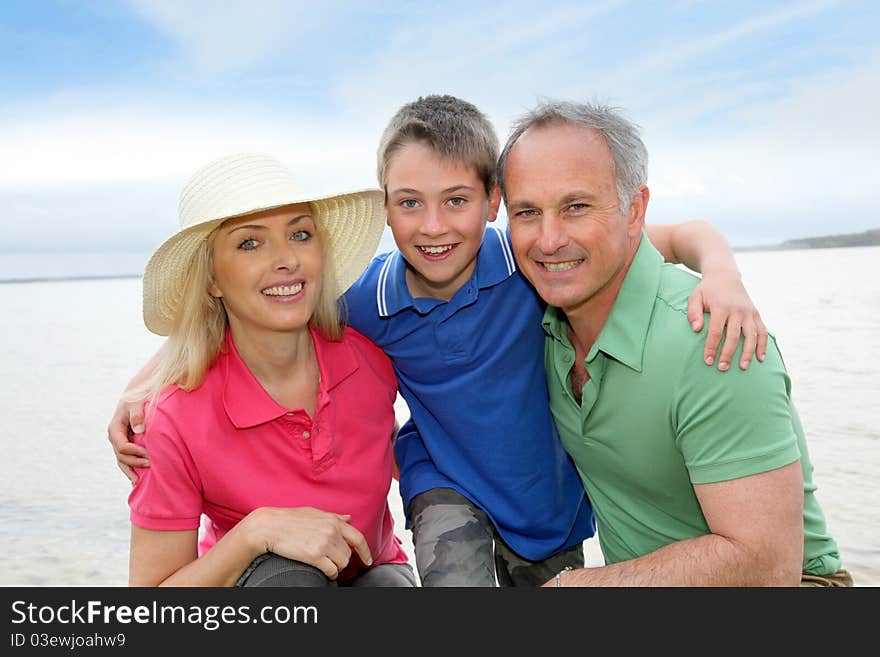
[110, 95, 766, 586]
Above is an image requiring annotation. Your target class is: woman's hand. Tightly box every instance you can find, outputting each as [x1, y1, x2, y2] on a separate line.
[687, 270, 768, 371]
[244, 507, 373, 580]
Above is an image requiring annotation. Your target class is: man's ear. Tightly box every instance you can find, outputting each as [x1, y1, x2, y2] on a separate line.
[627, 185, 650, 237]
[487, 185, 502, 223]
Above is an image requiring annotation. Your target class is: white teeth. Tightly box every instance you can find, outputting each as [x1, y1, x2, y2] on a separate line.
[543, 260, 582, 272]
[262, 283, 303, 296]
[419, 245, 454, 255]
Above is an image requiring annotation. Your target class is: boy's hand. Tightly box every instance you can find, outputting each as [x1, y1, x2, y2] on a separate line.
[107, 396, 150, 484]
[687, 272, 768, 371]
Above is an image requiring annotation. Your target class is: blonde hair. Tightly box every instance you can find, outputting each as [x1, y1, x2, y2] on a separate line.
[127, 204, 342, 407]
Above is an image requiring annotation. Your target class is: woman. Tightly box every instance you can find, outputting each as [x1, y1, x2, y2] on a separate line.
[127, 152, 414, 587]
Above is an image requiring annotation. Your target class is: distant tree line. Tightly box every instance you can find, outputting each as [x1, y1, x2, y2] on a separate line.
[736, 228, 880, 252]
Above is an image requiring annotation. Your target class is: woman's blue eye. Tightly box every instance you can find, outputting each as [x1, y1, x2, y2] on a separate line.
[401, 199, 419, 209]
[238, 238, 259, 250]
[292, 230, 311, 241]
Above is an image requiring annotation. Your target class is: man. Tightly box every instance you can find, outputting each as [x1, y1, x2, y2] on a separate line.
[498, 101, 850, 586]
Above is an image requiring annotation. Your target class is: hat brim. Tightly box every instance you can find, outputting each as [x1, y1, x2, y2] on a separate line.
[142, 189, 386, 336]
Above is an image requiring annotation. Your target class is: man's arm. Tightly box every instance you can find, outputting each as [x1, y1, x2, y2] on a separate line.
[552, 461, 804, 586]
[646, 221, 768, 371]
[107, 346, 164, 483]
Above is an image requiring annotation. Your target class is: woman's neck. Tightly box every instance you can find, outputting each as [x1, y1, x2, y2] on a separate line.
[227, 322, 320, 415]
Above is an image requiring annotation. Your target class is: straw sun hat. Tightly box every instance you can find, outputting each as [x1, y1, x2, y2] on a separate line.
[142, 152, 386, 336]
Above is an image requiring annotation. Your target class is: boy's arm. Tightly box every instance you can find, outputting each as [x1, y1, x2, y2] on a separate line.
[107, 346, 164, 483]
[394, 417, 436, 489]
[645, 221, 768, 371]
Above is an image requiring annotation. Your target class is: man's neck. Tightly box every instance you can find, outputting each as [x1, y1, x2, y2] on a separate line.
[564, 245, 639, 355]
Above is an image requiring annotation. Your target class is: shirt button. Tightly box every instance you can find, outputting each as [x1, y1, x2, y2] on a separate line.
[285, 412, 294, 416]
[302, 431, 311, 439]
[564, 353, 573, 362]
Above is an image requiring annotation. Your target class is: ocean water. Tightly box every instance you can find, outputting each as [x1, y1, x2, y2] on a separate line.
[0, 246, 877, 586]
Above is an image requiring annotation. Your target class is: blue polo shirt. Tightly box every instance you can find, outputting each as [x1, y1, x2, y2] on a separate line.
[344, 226, 595, 560]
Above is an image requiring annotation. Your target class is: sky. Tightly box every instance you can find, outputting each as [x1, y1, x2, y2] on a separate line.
[0, 0, 878, 254]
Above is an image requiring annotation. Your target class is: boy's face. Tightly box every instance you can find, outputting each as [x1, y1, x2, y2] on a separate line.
[385, 141, 501, 301]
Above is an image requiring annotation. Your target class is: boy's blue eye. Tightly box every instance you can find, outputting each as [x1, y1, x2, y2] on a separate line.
[238, 238, 259, 250]
[292, 230, 311, 241]
[448, 197, 466, 208]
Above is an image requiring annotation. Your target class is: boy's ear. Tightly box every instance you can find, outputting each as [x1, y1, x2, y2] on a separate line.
[487, 185, 502, 223]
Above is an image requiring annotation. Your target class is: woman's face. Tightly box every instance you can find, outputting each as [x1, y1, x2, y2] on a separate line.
[209, 202, 323, 337]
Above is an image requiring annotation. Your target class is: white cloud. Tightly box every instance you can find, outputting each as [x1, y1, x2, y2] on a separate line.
[128, 0, 317, 73]
[645, 54, 879, 243]
[0, 105, 379, 191]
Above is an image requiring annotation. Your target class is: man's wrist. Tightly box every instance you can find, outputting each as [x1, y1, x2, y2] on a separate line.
[555, 565, 574, 587]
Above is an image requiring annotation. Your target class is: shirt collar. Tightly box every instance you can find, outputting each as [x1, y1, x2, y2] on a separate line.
[542, 232, 662, 372]
[222, 327, 359, 429]
[376, 225, 518, 317]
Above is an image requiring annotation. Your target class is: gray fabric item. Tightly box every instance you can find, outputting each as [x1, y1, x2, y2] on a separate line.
[236, 552, 416, 588]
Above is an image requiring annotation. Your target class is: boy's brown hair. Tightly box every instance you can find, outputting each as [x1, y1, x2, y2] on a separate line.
[377, 95, 499, 195]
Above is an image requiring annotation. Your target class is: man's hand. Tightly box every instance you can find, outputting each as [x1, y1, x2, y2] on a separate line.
[687, 272, 768, 372]
[107, 395, 150, 484]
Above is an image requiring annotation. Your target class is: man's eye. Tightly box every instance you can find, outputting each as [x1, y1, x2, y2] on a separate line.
[568, 203, 589, 212]
[515, 209, 538, 218]
[401, 199, 420, 209]
[238, 238, 259, 250]
[292, 230, 311, 241]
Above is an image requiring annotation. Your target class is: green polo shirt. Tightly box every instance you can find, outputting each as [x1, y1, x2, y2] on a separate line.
[543, 233, 841, 575]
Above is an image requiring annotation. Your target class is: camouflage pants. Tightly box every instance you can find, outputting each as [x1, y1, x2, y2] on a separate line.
[409, 487, 584, 587]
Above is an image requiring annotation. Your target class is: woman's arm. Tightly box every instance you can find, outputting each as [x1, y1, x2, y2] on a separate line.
[129, 520, 259, 587]
[645, 221, 768, 371]
[129, 507, 374, 587]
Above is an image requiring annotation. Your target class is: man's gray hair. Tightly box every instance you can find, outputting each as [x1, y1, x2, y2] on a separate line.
[497, 101, 648, 212]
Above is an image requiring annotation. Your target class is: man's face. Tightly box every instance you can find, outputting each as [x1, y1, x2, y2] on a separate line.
[385, 140, 500, 301]
[504, 123, 642, 316]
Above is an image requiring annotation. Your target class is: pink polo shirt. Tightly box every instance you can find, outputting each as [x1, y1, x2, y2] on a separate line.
[128, 326, 408, 580]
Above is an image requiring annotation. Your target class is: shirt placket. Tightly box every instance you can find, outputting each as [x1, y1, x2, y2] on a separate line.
[308, 389, 336, 474]
[280, 410, 314, 453]
[437, 286, 478, 363]
[580, 351, 607, 428]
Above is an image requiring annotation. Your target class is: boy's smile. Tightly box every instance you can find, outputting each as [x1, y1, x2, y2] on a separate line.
[385, 141, 500, 301]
